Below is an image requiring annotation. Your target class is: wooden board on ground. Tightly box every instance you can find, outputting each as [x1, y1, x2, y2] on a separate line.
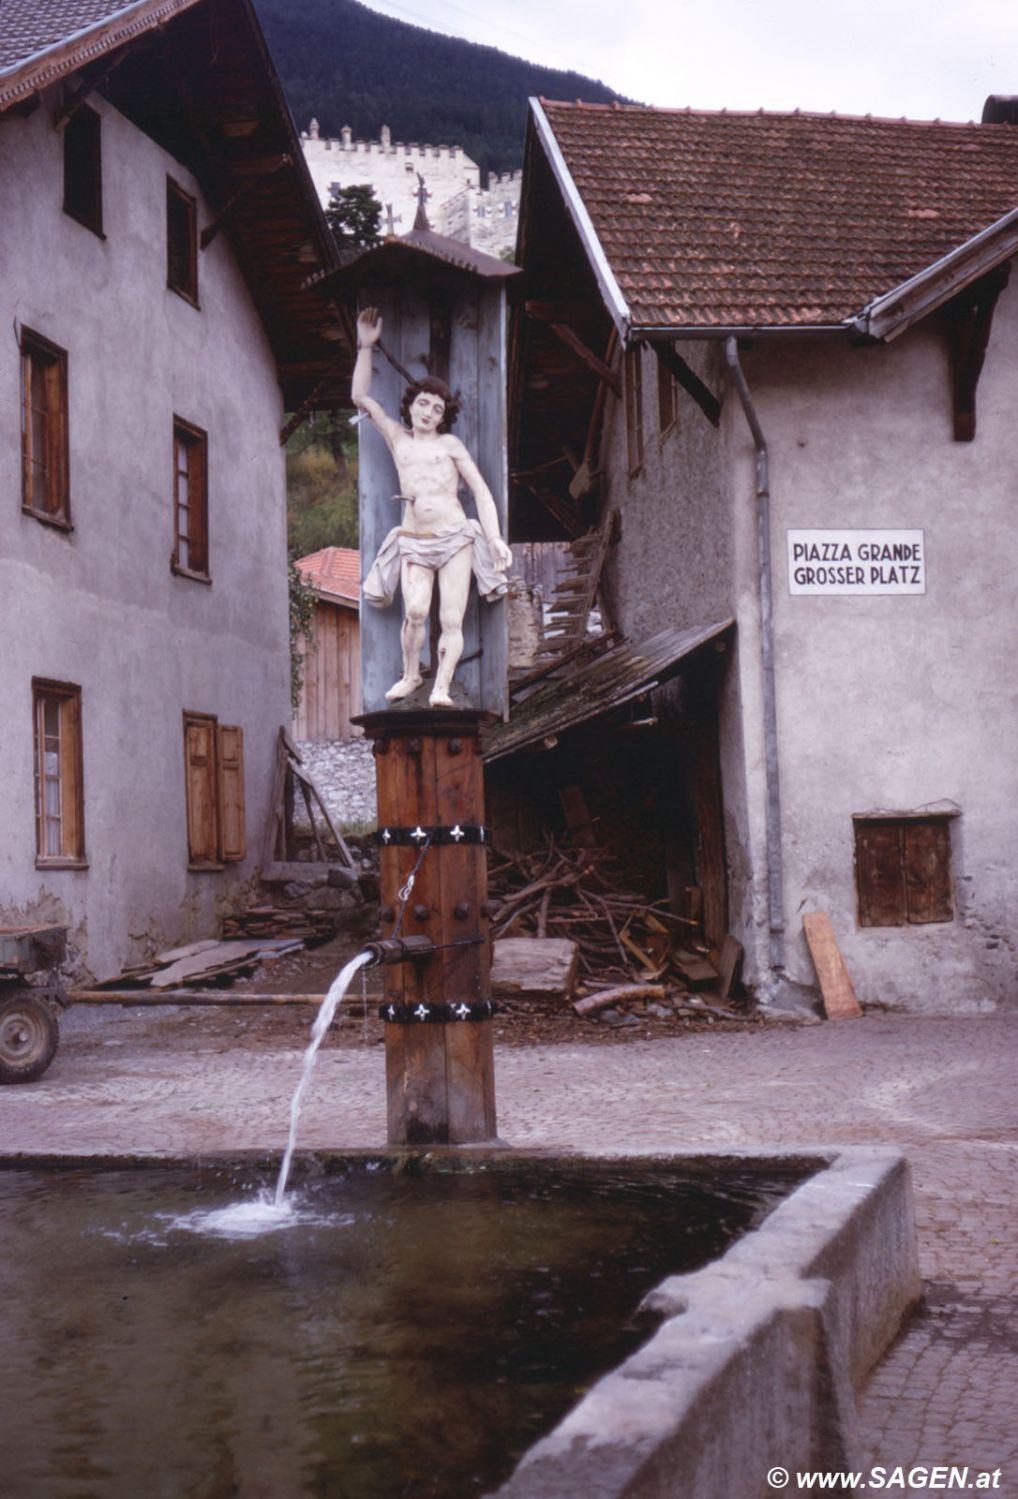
[673, 950, 718, 988]
[491, 937, 579, 998]
[802, 912, 862, 1020]
[717, 935, 744, 1001]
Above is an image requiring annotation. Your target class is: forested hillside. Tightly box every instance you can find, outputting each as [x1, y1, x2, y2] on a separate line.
[254, 0, 630, 179]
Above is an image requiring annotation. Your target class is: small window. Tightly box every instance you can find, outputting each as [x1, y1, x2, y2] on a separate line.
[20, 330, 70, 526]
[63, 105, 103, 235]
[625, 347, 643, 475]
[172, 419, 209, 579]
[183, 713, 246, 868]
[657, 352, 679, 437]
[33, 680, 85, 865]
[167, 178, 198, 303]
[854, 815, 955, 927]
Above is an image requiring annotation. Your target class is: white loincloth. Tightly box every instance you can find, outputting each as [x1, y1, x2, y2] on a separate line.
[362, 519, 509, 609]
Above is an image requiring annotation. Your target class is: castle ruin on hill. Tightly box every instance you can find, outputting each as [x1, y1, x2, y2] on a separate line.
[300, 120, 521, 259]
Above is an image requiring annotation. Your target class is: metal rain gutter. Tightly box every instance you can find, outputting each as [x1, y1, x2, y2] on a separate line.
[529, 99, 631, 342]
[637, 322, 857, 343]
[725, 337, 786, 981]
[856, 205, 1018, 342]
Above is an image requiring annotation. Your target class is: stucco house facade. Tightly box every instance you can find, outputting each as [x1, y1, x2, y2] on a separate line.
[510, 97, 1018, 1014]
[0, 0, 345, 980]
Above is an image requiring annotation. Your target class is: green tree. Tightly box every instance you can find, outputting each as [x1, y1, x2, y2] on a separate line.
[326, 183, 383, 253]
[286, 414, 359, 558]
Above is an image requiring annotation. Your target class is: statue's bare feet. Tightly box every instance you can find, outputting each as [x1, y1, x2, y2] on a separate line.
[385, 674, 423, 701]
[429, 686, 454, 708]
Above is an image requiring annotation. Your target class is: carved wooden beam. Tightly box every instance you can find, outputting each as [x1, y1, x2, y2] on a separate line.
[53, 44, 140, 129]
[945, 263, 1011, 442]
[525, 299, 594, 324]
[653, 342, 722, 428]
[200, 183, 254, 249]
[279, 378, 329, 445]
[546, 322, 621, 394]
[226, 152, 292, 178]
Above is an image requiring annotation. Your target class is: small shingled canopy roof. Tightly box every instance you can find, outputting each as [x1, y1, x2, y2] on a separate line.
[486, 619, 734, 761]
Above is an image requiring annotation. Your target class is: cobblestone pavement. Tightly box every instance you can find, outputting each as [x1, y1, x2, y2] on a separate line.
[5, 1007, 1016, 1489]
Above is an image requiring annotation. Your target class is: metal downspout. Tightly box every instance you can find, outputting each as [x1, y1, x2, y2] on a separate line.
[725, 338, 785, 980]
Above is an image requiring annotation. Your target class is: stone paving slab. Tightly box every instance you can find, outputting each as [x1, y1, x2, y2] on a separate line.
[4, 1007, 1016, 1491]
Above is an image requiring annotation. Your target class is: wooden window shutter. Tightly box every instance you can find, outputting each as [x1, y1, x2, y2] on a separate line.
[904, 819, 953, 923]
[20, 333, 69, 523]
[855, 821, 905, 927]
[60, 689, 84, 859]
[218, 725, 246, 861]
[63, 105, 103, 234]
[46, 356, 69, 517]
[188, 433, 208, 574]
[184, 715, 220, 865]
[167, 179, 198, 301]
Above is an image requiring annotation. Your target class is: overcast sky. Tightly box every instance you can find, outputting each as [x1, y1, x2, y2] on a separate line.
[357, 0, 1015, 124]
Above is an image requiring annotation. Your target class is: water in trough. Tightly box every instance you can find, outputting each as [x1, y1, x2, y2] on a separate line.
[0, 1154, 815, 1497]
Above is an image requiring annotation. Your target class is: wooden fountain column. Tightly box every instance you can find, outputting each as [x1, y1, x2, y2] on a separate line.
[364, 708, 497, 1146]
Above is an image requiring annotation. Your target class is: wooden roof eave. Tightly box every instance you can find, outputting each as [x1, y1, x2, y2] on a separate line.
[306, 584, 359, 608]
[0, 0, 204, 112]
[1, 0, 346, 409]
[529, 97, 631, 342]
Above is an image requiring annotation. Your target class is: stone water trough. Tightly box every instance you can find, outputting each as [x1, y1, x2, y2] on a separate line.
[495, 1145, 919, 1498]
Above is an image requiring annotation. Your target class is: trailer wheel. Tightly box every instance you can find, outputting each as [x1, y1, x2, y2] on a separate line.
[0, 992, 59, 1083]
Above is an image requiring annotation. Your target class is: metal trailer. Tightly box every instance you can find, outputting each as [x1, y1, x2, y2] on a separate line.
[0, 925, 69, 1084]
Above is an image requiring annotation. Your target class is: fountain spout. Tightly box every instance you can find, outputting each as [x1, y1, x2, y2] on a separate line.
[362, 935, 435, 967]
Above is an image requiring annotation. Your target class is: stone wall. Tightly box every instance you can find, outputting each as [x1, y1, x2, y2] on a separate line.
[297, 739, 377, 829]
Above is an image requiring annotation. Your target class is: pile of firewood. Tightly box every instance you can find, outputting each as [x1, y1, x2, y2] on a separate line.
[222, 905, 345, 944]
[487, 840, 706, 990]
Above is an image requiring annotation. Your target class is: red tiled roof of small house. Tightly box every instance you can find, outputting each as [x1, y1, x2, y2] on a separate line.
[538, 100, 1018, 329]
[296, 547, 360, 604]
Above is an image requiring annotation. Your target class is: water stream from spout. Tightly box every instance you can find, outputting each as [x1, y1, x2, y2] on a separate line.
[274, 949, 373, 1205]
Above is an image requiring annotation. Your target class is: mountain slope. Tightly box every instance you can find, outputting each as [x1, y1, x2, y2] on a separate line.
[254, 0, 631, 179]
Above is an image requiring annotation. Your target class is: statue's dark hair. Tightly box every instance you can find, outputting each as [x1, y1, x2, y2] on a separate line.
[400, 375, 461, 433]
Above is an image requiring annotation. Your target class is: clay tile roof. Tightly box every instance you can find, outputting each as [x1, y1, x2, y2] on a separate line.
[296, 547, 360, 604]
[538, 100, 1018, 329]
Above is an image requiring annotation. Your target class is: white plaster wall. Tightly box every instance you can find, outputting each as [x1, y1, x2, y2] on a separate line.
[599, 341, 760, 952]
[728, 282, 1018, 1012]
[601, 341, 733, 640]
[0, 92, 291, 980]
[599, 307, 1018, 1013]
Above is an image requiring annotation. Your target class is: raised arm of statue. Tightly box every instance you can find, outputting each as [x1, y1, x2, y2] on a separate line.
[352, 308, 402, 447]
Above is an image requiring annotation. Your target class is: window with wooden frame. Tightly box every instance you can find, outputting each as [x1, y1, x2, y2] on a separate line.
[32, 680, 85, 866]
[20, 330, 70, 527]
[183, 713, 246, 869]
[656, 349, 679, 438]
[853, 814, 956, 927]
[167, 178, 198, 303]
[63, 104, 103, 236]
[625, 346, 644, 475]
[172, 418, 209, 579]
